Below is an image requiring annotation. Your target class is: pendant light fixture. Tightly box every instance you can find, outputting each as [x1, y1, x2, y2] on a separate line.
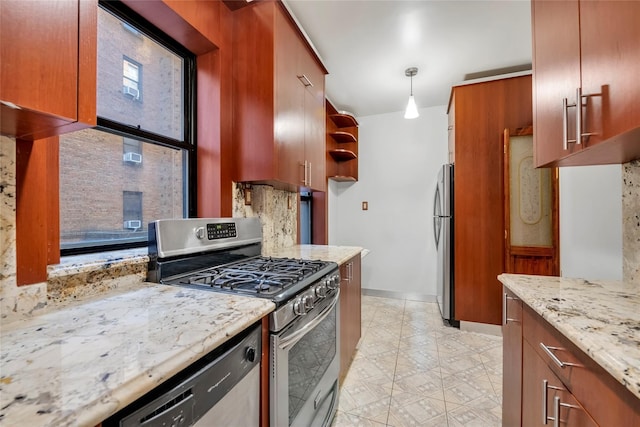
[404, 67, 419, 119]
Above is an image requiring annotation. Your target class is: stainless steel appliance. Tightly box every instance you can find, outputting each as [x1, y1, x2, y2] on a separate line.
[103, 323, 262, 427]
[433, 164, 457, 326]
[147, 217, 341, 427]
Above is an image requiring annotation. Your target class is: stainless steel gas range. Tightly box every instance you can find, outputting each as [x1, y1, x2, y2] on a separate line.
[148, 217, 341, 427]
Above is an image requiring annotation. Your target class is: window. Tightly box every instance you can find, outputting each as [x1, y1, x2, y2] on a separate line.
[123, 191, 143, 229]
[122, 57, 141, 100]
[58, 1, 195, 254]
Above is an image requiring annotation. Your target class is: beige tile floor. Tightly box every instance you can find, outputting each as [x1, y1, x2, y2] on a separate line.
[332, 295, 503, 427]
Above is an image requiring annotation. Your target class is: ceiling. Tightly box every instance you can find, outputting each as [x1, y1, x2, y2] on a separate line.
[283, 0, 533, 117]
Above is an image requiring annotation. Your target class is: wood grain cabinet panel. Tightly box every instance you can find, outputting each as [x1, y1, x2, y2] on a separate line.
[339, 254, 361, 382]
[449, 75, 532, 325]
[502, 287, 523, 426]
[532, 0, 640, 167]
[522, 340, 597, 427]
[523, 305, 640, 426]
[233, 1, 326, 192]
[1, 0, 97, 140]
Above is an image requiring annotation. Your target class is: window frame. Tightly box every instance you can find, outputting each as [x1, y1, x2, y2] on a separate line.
[60, 0, 197, 256]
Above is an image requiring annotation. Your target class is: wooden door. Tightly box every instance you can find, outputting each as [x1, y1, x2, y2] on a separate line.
[579, 1, 640, 147]
[522, 340, 598, 427]
[503, 127, 559, 276]
[531, 0, 582, 167]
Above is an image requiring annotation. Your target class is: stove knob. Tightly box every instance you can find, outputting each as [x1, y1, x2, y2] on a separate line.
[315, 284, 327, 298]
[303, 295, 315, 310]
[195, 226, 206, 240]
[293, 298, 306, 315]
[326, 276, 338, 290]
[333, 274, 341, 287]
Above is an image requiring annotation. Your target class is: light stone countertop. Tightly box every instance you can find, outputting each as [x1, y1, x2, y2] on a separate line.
[0, 283, 275, 427]
[264, 244, 363, 265]
[498, 273, 640, 400]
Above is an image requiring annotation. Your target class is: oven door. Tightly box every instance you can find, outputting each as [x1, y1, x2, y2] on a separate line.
[271, 291, 340, 427]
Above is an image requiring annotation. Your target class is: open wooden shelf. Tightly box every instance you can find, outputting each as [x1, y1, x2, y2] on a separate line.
[326, 100, 358, 181]
[329, 131, 357, 143]
[329, 113, 358, 128]
[329, 148, 357, 161]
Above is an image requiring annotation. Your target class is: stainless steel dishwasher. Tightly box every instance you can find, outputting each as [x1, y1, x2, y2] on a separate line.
[103, 323, 261, 427]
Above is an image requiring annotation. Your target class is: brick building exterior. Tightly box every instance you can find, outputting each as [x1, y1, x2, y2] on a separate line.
[59, 7, 185, 246]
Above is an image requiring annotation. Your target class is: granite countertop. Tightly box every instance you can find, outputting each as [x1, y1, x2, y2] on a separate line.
[498, 273, 640, 400]
[264, 244, 363, 265]
[0, 283, 275, 427]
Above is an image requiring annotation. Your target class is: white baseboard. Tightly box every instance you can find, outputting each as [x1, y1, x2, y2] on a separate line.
[361, 288, 437, 303]
[460, 321, 502, 336]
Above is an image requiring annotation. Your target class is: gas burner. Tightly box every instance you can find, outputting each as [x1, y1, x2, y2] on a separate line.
[171, 256, 330, 298]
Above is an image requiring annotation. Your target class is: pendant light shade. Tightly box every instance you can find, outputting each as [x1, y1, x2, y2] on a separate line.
[404, 67, 419, 119]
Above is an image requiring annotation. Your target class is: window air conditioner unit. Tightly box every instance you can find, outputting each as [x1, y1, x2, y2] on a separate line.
[123, 152, 142, 163]
[123, 86, 140, 99]
[124, 220, 142, 230]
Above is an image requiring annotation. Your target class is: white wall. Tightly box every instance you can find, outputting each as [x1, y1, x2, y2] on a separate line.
[329, 106, 448, 298]
[559, 165, 623, 279]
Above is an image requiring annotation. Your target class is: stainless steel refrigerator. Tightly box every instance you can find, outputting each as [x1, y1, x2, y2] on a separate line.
[433, 164, 457, 326]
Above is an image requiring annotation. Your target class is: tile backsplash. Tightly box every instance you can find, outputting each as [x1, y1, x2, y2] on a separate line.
[622, 160, 640, 285]
[232, 182, 297, 254]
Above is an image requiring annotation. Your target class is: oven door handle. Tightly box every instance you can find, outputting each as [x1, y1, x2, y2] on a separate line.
[279, 291, 340, 351]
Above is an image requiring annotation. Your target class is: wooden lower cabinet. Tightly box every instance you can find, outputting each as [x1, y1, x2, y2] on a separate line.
[505, 297, 640, 426]
[502, 287, 523, 426]
[339, 254, 361, 382]
[522, 340, 597, 427]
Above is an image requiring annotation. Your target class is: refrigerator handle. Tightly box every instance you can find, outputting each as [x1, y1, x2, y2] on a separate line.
[433, 187, 441, 247]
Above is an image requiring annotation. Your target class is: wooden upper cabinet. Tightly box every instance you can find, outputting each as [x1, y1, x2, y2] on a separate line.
[532, 0, 640, 167]
[233, 1, 327, 192]
[531, 0, 581, 167]
[0, 0, 97, 140]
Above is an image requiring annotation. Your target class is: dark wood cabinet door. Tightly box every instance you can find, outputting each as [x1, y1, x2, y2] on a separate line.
[522, 340, 598, 427]
[274, 8, 305, 187]
[1, 0, 96, 140]
[502, 287, 523, 426]
[301, 48, 326, 192]
[579, 1, 640, 148]
[531, 0, 582, 167]
[339, 254, 361, 383]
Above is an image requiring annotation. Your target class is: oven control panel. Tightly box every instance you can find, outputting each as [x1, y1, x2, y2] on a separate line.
[196, 222, 237, 240]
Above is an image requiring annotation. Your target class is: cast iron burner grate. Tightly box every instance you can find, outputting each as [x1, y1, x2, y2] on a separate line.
[174, 257, 326, 296]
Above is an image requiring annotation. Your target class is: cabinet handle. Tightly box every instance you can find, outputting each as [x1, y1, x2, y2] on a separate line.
[297, 74, 313, 87]
[575, 88, 583, 146]
[307, 161, 311, 186]
[562, 97, 577, 150]
[300, 162, 307, 185]
[542, 379, 549, 424]
[543, 380, 566, 425]
[575, 87, 597, 145]
[502, 292, 519, 325]
[539, 342, 583, 369]
[553, 395, 582, 427]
